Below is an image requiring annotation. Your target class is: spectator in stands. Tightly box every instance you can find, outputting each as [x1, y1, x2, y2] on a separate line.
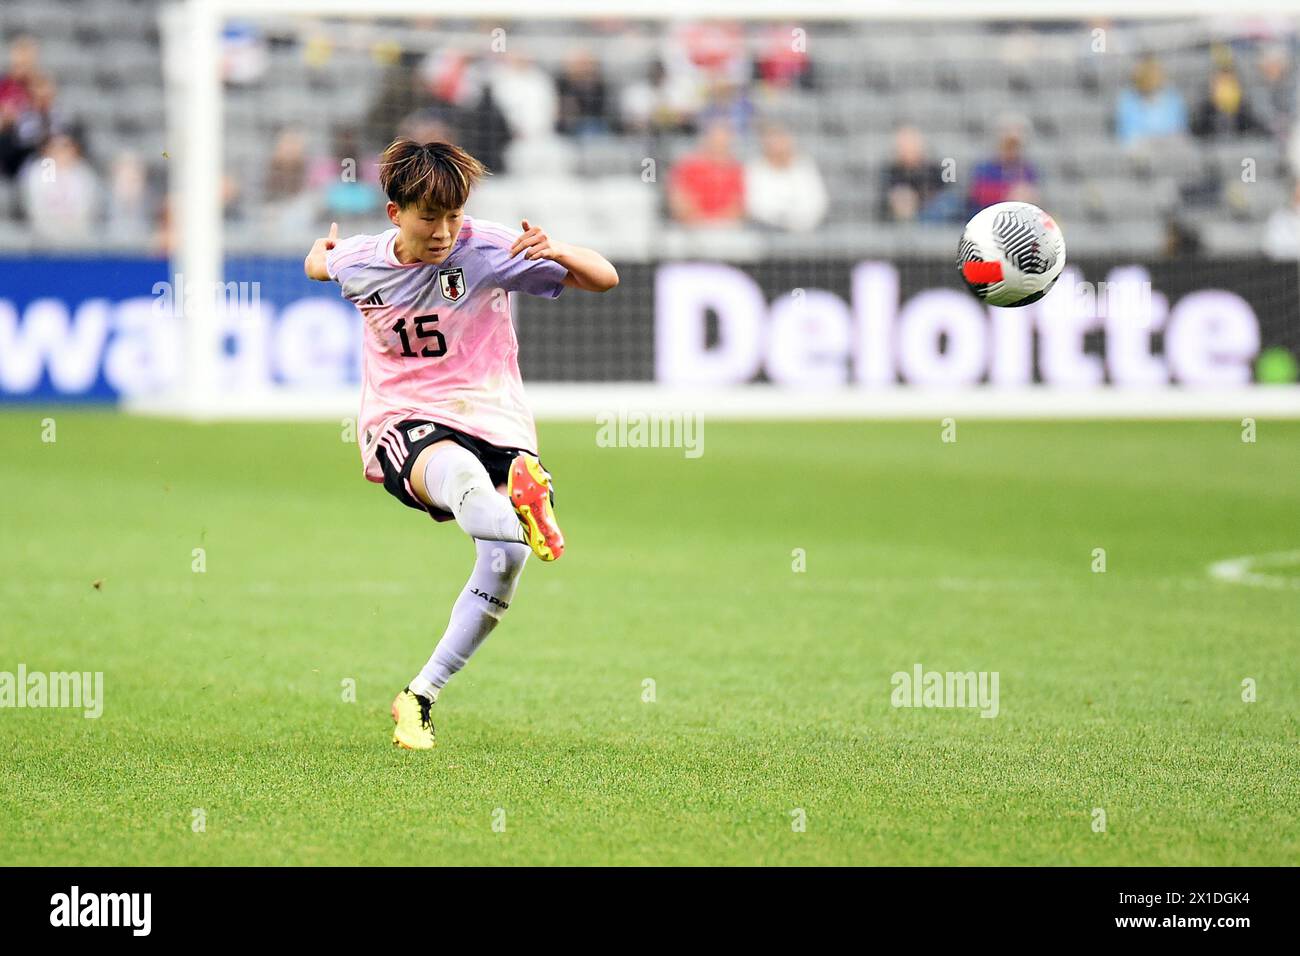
[1191, 67, 1267, 139]
[485, 52, 557, 142]
[1115, 55, 1188, 148]
[18, 133, 100, 243]
[668, 120, 744, 226]
[1253, 43, 1295, 140]
[753, 23, 814, 91]
[669, 20, 750, 88]
[105, 152, 152, 244]
[261, 126, 317, 234]
[219, 21, 268, 86]
[1263, 178, 1300, 260]
[397, 112, 456, 150]
[153, 195, 174, 255]
[221, 172, 245, 225]
[364, 50, 425, 155]
[265, 127, 307, 202]
[697, 75, 757, 138]
[619, 58, 699, 136]
[0, 97, 31, 179]
[417, 49, 511, 173]
[744, 122, 827, 233]
[1162, 215, 1203, 258]
[556, 48, 612, 137]
[0, 33, 41, 111]
[400, 48, 512, 174]
[967, 118, 1039, 218]
[309, 125, 381, 217]
[1, 74, 68, 180]
[461, 79, 513, 174]
[880, 125, 956, 223]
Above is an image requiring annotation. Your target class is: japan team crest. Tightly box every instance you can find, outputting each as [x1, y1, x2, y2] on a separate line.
[438, 267, 467, 302]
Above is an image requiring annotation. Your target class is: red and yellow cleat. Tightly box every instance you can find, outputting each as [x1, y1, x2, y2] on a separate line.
[508, 453, 564, 561]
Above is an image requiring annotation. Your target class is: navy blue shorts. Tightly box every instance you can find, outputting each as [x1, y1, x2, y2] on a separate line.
[373, 419, 551, 523]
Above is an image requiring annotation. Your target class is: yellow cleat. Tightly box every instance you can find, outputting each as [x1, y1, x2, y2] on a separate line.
[508, 453, 565, 561]
[391, 688, 435, 750]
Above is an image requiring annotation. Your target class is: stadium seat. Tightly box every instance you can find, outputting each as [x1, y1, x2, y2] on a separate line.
[0, 5, 1286, 258]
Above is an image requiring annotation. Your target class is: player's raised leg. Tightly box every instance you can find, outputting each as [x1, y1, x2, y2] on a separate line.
[411, 440, 527, 545]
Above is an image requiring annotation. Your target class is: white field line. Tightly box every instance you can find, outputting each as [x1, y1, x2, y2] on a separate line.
[795, 576, 1213, 593]
[125, 384, 1300, 422]
[1207, 551, 1300, 590]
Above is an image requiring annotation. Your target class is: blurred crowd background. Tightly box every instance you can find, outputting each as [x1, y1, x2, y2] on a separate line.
[0, 8, 1298, 260]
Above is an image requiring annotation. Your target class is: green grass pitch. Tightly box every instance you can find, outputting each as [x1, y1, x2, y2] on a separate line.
[1, 411, 1296, 866]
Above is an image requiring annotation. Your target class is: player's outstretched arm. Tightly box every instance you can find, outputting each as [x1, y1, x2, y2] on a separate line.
[509, 219, 619, 292]
[304, 222, 339, 281]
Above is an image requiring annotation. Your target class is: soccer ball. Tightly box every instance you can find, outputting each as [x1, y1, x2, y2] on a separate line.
[957, 201, 1066, 308]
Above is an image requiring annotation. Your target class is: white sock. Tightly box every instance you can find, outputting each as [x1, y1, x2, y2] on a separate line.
[408, 675, 439, 702]
[413, 538, 531, 694]
[423, 444, 527, 544]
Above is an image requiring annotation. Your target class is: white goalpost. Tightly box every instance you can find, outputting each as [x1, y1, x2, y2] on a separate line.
[140, 0, 1300, 421]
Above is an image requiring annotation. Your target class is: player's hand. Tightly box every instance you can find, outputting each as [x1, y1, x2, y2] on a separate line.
[510, 219, 569, 261]
[305, 222, 338, 280]
[310, 221, 338, 254]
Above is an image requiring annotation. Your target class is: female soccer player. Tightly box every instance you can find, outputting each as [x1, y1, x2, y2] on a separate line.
[304, 139, 618, 749]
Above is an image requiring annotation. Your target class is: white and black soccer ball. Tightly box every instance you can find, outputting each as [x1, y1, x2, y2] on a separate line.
[957, 201, 1066, 308]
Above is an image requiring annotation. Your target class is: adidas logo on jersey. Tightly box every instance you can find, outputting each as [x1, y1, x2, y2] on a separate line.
[361, 290, 384, 308]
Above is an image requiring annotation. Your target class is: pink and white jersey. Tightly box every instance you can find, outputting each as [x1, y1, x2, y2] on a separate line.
[325, 215, 568, 483]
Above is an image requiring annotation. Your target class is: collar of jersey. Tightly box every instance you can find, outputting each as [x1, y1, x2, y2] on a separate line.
[383, 228, 462, 269]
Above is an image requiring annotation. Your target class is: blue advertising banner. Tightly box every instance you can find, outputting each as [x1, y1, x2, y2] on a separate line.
[0, 257, 355, 402]
[0, 257, 170, 402]
[1, 255, 1296, 402]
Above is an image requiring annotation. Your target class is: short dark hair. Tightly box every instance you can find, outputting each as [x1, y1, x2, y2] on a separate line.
[378, 138, 487, 212]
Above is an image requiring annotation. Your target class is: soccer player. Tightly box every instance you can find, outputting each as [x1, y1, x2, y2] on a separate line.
[304, 139, 618, 750]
